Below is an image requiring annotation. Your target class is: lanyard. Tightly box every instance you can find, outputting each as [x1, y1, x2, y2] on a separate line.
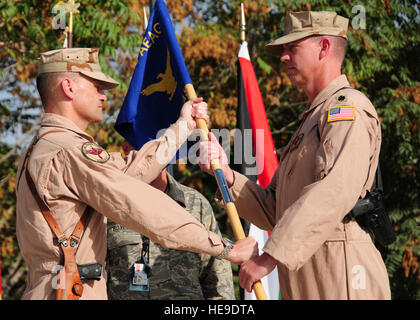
[141, 235, 150, 263]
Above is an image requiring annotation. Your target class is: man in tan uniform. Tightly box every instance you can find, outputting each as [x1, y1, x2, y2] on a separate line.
[15, 48, 257, 300]
[199, 11, 391, 299]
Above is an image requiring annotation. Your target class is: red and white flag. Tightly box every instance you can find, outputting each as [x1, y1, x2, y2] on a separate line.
[235, 41, 280, 300]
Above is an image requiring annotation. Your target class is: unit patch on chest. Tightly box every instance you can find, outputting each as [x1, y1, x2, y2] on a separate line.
[81, 142, 110, 163]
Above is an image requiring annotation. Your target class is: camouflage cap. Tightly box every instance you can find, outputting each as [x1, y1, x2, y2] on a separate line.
[37, 48, 119, 89]
[265, 11, 349, 56]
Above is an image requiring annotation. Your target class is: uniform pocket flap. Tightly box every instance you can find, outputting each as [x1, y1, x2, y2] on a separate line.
[107, 226, 142, 250]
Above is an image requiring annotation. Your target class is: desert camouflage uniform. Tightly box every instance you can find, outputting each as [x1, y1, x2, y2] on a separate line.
[106, 173, 235, 300]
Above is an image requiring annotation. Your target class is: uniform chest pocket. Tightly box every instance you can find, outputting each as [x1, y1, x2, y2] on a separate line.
[287, 143, 307, 176]
[107, 223, 142, 250]
[286, 124, 318, 177]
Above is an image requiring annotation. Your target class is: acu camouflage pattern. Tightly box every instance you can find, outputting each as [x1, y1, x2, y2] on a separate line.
[106, 174, 235, 300]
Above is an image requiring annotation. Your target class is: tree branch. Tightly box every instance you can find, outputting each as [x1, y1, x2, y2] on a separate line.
[271, 120, 298, 136]
[1, 62, 18, 72]
[0, 117, 41, 166]
[0, 172, 11, 188]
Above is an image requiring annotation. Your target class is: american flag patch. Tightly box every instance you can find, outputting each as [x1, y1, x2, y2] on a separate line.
[327, 106, 355, 122]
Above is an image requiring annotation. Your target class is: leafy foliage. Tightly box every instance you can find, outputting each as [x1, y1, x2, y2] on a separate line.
[0, 0, 419, 299]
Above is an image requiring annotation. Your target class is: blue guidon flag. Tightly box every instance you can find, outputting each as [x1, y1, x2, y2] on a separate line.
[115, 0, 192, 152]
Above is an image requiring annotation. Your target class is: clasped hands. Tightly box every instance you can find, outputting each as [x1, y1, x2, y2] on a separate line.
[197, 129, 278, 293]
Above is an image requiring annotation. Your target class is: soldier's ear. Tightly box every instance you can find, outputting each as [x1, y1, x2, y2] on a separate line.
[318, 37, 332, 60]
[60, 78, 75, 100]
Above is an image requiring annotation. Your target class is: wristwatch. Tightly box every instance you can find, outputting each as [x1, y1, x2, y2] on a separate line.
[216, 238, 234, 260]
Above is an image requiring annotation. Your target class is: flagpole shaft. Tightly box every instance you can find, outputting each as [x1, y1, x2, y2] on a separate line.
[184, 83, 268, 300]
[68, 10, 73, 48]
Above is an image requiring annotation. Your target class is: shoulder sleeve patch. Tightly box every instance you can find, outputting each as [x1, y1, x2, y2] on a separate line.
[81, 142, 110, 163]
[327, 106, 356, 122]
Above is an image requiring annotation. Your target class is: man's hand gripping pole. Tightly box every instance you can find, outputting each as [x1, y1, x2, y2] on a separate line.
[185, 83, 268, 300]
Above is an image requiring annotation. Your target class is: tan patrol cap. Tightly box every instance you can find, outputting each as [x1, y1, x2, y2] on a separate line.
[265, 11, 349, 56]
[37, 48, 119, 89]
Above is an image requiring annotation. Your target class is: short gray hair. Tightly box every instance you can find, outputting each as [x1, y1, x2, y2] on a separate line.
[311, 35, 347, 64]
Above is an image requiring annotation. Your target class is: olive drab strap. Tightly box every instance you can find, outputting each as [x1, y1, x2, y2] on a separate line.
[22, 130, 93, 300]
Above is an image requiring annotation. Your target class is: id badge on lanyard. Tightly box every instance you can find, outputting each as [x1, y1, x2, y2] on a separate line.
[130, 236, 151, 292]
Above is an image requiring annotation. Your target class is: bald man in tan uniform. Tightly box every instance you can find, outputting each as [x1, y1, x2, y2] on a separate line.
[199, 11, 391, 299]
[15, 48, 257, 300]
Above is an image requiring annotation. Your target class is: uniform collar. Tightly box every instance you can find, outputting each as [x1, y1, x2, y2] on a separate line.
[40, 113, 95, 142]
[165, 173, 187, 207]
[298, 74, 350, 120]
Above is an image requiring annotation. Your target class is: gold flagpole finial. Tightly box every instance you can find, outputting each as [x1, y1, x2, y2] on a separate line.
[143, 7, 149, 32]
[65, 0, 80, 48]
[63, 26, 69, 48]
[240, 2, 246, 43]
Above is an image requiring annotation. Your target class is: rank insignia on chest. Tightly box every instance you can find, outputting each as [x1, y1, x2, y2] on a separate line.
[327, 106, 356, 122]
[81, 142, 110, 163]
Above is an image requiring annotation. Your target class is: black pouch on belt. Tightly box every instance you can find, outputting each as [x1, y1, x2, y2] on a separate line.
[77, 262, 103, 281]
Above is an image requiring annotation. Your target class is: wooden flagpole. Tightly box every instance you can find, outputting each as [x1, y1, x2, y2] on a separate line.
[145, 1, 267, 300]
[66, 0, 80, 48]
[184, 1, 267, 301]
